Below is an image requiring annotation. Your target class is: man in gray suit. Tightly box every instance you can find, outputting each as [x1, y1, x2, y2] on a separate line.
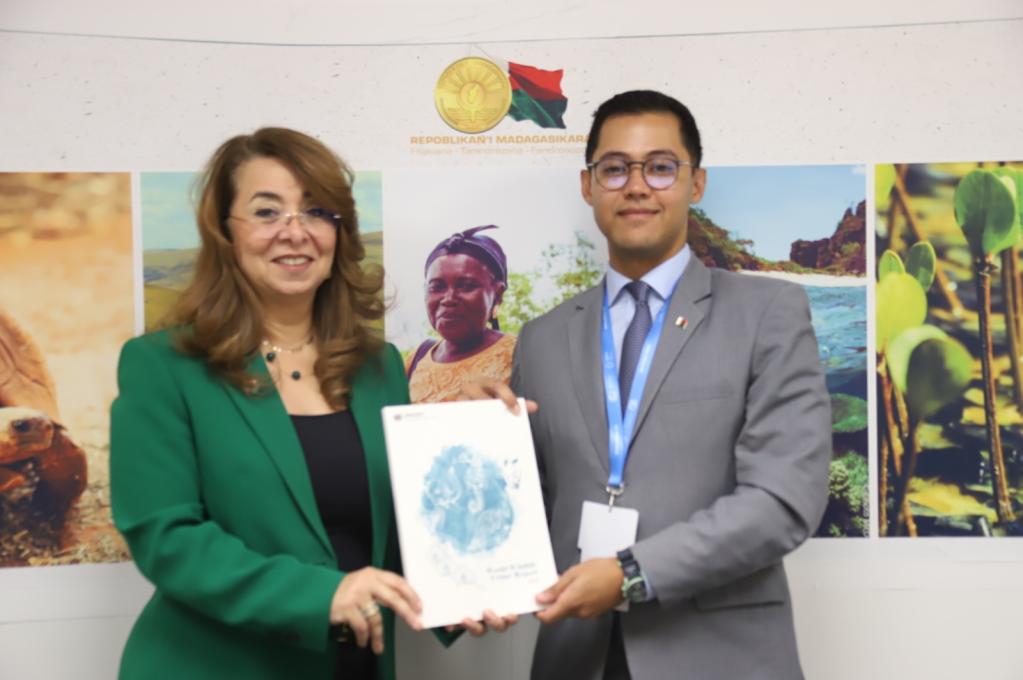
[469, 90, 831, 679]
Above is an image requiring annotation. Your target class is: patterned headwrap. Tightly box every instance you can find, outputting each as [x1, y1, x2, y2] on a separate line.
[424, 225, 507, 285]
[424, 225, 507, 330]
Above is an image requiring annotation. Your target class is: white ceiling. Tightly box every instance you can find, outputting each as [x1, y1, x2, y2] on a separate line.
[1, 0, 1020, 46]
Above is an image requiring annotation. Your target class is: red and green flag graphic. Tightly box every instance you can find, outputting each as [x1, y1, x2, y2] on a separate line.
[506, 62, 567, 129]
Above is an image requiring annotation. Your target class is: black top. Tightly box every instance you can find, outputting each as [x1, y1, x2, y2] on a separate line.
[291, 409, 376, 680]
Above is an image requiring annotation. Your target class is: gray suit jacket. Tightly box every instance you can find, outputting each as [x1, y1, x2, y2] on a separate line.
[512, 256, 831, 680]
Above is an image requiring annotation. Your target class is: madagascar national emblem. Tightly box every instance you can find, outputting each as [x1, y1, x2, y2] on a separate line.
[434, 57, 512, 134]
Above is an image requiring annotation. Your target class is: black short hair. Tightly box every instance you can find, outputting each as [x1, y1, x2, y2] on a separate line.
[584, 90, 702, 168]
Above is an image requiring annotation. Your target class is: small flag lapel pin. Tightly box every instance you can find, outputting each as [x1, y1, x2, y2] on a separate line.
[675, 316, 688, 329]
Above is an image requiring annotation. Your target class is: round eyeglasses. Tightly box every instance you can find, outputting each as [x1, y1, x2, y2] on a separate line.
[229, 207, 341, 234]
[586, 157, 692, 191]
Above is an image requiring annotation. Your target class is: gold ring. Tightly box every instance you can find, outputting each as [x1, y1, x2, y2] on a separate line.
[360, 602, 381, 619]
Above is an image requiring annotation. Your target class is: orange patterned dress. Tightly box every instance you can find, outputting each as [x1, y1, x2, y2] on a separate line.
[405, 334, 517, 403]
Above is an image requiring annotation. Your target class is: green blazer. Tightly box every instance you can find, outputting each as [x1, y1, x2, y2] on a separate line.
[110, 330, 411, 680]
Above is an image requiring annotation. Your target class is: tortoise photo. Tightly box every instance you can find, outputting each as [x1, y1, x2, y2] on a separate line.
[0, 309, 87, 520]
[0, 406, 87, 515]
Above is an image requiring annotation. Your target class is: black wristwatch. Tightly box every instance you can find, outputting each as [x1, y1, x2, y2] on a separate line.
[616, 548, 647, 604]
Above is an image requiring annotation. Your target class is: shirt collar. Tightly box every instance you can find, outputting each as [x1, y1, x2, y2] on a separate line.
[606, 244, 691, 304]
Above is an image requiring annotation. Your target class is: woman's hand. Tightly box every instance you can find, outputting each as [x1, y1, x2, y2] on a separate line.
[459, 380, 538, 416]
[446, 609, 519, 637]
[330, 567, 422, 654]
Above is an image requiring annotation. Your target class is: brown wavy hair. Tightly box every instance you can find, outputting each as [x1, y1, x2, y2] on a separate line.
[168, 127, 383, 409]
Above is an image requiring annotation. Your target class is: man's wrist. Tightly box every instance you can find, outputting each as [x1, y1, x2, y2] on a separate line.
[610, 557, 626, 603]
[616, 549, 648, 604]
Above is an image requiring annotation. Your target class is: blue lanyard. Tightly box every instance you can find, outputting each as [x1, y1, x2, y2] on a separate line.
[600, 282, 674, 505]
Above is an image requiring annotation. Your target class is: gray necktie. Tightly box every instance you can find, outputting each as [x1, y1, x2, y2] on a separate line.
[618, 280, 652, 414]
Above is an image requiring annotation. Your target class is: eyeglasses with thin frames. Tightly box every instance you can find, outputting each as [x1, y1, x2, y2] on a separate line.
[229, 207, 342, 235]
[586, 156, 693, 191]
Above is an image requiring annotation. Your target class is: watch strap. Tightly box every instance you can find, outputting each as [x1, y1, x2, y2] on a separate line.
[616, 548, 646, 603]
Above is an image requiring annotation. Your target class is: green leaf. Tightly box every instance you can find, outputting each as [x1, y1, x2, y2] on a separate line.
[876, 272, 927, 351]
[888, 326, 972, 423]
[993, 167, 1023, 240]
[906, 337, 972, 422]
[887, 325, 948, 394]
[916, 422, 957, 449]
[908, 479, 996, 520]
[904, 241, 936, 291]
[876, 164, 897, 209]
[954, 169, 1018, 257]
[877, 249, 905, 282]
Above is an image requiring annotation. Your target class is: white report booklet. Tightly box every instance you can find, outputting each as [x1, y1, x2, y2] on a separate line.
[381, 398, 558, 628]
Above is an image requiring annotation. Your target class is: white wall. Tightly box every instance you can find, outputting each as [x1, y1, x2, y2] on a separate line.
[2, 3, 1023, 679]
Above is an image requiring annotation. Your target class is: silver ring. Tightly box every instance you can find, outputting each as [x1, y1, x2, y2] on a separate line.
[359, 602, 381, 619]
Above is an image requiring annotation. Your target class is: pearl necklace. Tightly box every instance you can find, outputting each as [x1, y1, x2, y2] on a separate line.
[261, 338, 310, 381]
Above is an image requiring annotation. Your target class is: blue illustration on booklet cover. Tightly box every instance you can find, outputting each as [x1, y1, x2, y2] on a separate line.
[421, 445, 514, 553]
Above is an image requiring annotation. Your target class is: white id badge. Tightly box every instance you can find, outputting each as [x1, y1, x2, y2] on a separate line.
[578, 500, 640, 612]
[577, 500, 639, 562]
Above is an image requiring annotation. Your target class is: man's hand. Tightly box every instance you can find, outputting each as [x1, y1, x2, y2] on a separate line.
[459, 379, 538, 415]
[535, 558, 624, 624]
[445, 610, 519, 637]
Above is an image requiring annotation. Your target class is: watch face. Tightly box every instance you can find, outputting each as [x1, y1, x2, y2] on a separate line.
[623, 577, 646, 603]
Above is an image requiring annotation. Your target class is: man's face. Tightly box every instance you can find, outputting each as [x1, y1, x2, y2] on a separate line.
[581, 112, 706, 275]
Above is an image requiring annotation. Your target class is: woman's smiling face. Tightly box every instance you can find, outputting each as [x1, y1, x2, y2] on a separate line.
[226, 156, 337, 307]
[425, 253, 504, 348]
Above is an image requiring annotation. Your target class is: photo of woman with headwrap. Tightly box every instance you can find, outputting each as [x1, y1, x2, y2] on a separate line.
[406, 226, 516, 403]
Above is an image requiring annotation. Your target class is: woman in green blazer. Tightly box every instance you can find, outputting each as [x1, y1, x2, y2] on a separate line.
[111, 128, 430, 680]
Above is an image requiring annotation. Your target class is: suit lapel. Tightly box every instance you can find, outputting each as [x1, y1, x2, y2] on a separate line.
[223, 358, 334, 558]
[348, 360, 393, 569]
[569, 284, 611, 475]
[631, 257, 712, 443]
